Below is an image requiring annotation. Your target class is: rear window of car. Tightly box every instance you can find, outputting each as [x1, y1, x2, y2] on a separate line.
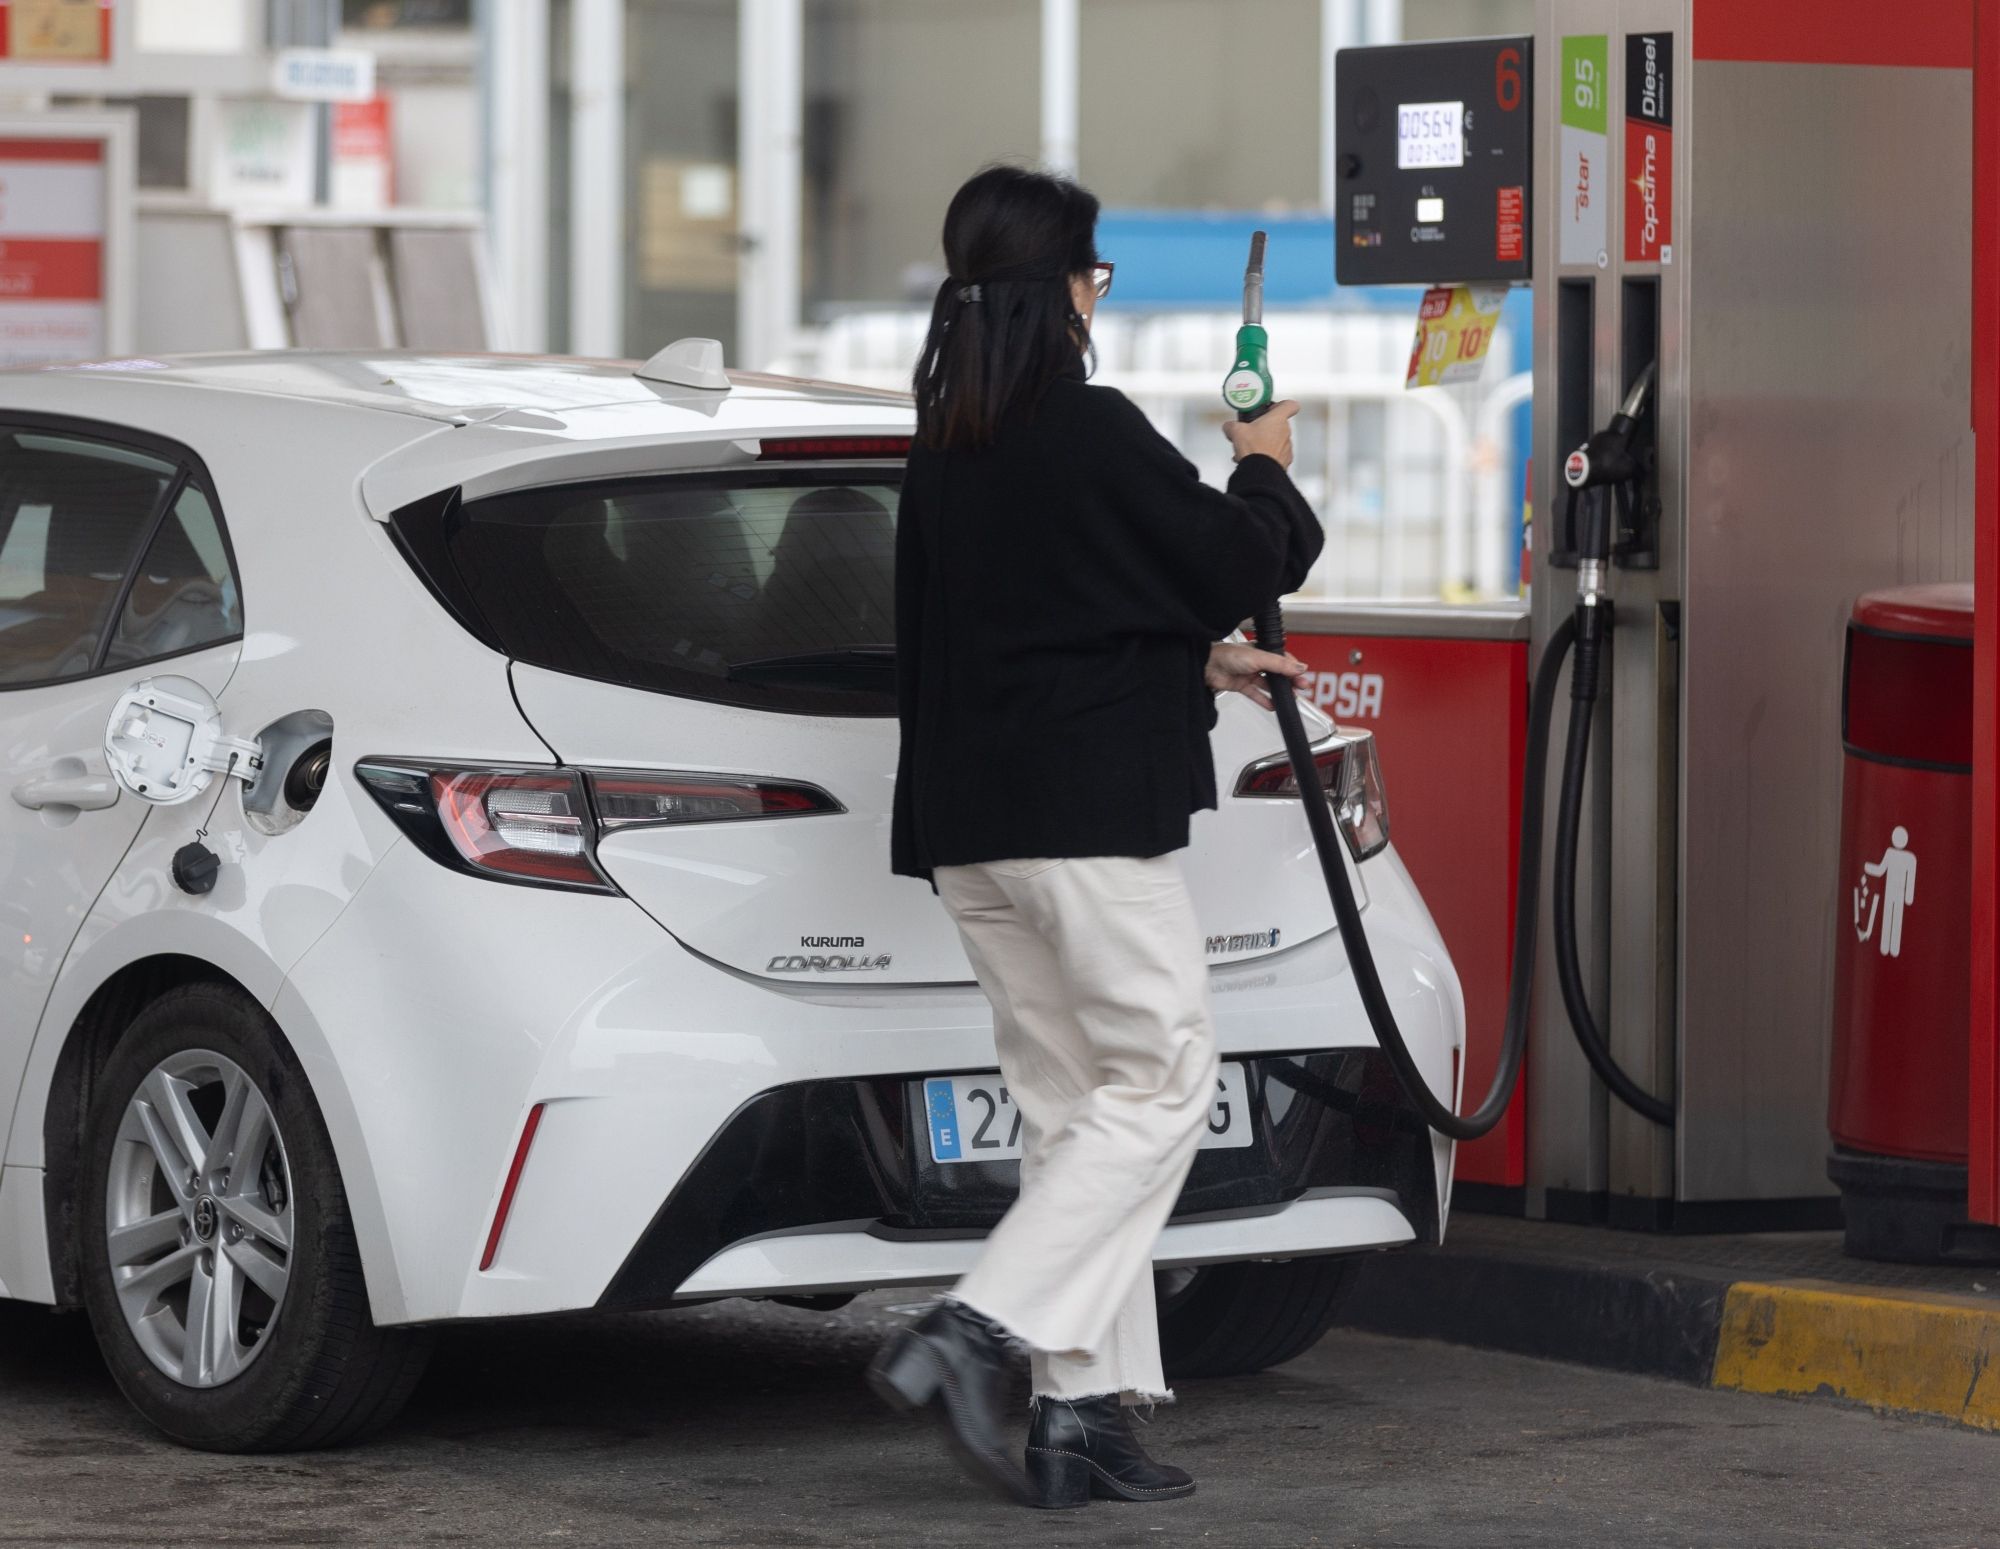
[436, 471, 901, 716]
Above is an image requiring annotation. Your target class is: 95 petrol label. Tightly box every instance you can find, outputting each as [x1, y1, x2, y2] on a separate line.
[1223, 369, 1267, 411]
[1559, 34, 1608, 267]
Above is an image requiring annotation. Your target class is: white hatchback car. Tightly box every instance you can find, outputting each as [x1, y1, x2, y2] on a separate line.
[0, 347, 1462, 1451]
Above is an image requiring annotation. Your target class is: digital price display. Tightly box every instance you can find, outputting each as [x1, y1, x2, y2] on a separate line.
[1337, 37, 1532, 285]
[1397, 101, 1465, 169]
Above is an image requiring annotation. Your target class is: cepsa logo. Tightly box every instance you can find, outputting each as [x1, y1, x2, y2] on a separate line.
[1297, 670, 1384, 720]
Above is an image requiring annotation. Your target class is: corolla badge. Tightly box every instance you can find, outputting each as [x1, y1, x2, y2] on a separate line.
[769, 935, 893, 973]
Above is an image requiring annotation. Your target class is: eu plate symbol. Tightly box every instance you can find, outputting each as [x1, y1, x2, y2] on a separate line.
[925, 1078, 962, 1161]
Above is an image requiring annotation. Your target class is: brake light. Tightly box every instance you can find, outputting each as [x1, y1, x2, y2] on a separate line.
[757, 435, 911, 461]
[1234, 732, 1391, 860]
[357, 762, 608, 892]
[1236, 746, 1345, 798]
[590, 772, 843, 831]
[434, 769, 600, 885]
[355, 760, 843, 891]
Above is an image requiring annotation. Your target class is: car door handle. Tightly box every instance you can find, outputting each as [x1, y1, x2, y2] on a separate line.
[12, 774, 121, 811]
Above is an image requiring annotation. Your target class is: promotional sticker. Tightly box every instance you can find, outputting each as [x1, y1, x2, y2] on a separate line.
[1406, 284, 1508, 390]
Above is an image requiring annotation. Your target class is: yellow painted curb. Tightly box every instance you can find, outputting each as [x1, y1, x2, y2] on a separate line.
[1714, 1279, 2000, 1431]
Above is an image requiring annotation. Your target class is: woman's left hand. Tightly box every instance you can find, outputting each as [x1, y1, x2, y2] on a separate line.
[1206, 641, 1308, 711]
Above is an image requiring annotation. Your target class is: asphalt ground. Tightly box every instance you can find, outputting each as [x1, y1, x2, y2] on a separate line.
[2, 1288, 1995, 1548]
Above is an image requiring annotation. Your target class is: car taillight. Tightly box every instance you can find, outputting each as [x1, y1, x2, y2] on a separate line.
[757, 435, 911, 460]
[590, 772, 843, 832]
[1235, 746, 1344, 798]
[433, 770, 599, 885]
[356, 763, 611, 892]
[1233, 732, 1391, 861]
[355, 760, 844, 891]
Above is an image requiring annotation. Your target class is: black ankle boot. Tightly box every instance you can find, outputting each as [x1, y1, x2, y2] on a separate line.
[1025, 1394, 1196, 1507]
[868, 1301, 1029, 1504]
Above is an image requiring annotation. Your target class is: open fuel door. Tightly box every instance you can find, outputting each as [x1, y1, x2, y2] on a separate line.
[103, 676, 263, 806]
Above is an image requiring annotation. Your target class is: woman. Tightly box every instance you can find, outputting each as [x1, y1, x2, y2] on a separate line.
[870, 165, 1322, 1509]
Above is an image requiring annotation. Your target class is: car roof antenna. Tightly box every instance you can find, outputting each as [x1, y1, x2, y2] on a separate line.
[635, 337, 731, 391]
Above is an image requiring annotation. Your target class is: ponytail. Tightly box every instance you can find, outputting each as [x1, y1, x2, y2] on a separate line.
[914, 165, 1101, 451]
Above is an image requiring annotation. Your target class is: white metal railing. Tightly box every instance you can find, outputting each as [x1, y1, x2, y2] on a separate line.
[783, 308, 1529, 601]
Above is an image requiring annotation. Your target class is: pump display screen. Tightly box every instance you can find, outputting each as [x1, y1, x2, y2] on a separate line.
[1398, 102, 1465, 169]
[1336, 37, 1533, 285]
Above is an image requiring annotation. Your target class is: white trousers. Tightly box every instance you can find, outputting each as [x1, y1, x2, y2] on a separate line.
[935, 854, 1220, 1404]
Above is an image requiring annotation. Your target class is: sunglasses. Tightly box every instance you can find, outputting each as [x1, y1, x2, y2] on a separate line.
[1090, 262, 1115, 300]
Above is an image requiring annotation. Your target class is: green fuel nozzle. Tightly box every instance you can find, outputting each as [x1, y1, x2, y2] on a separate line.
[1231, 230, 1287, 656]
[1223, 229, 1274, 420]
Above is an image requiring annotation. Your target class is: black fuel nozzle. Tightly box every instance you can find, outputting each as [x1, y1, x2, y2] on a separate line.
[1557, 364, 1655, 701]
[1561, 362, 1655, 562]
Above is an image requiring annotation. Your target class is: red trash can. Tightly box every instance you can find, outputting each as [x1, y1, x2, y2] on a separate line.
[1827, 583, 1974, 1261]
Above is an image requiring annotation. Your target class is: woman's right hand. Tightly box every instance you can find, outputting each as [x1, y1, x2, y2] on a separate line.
[1223, 400, 1300, 468]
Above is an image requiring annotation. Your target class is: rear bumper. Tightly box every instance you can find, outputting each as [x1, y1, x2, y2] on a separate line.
[670, 1194, 1416, 1302]
[599, 1050, 1439, 1310]
[284, 840, 1461, 1326]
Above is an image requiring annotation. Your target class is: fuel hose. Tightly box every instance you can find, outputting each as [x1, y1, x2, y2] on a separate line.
[1251, 594, 1674, 1134]
[1547, 610, 1677, 1127]
[1252, 602, 1573, 1140]
[1230, 228, 1670, 1138]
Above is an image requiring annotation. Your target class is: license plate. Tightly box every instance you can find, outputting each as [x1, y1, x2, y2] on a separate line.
[923, 1062, 1254, 1164]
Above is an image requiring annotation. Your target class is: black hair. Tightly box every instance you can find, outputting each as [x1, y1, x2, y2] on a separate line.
[913, 165, 1101, 451]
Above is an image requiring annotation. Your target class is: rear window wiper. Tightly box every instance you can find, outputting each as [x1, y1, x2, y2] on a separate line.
[729, 644, 897, 682]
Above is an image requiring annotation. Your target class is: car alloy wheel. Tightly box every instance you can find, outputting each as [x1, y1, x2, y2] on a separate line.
[104, 1049, 294, 1388]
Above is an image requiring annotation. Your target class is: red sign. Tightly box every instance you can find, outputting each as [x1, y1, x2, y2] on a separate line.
[331, 96, 395, 210]
[333, 97, 392, 162]
[0, 135, 106, 363]
[0, 237, 102, 299]
[0, 0, 113, 63]
[1625, 119, 1673, 263]
[1496, 186, 1525, 263]
[1288, 626, 1532, 1188]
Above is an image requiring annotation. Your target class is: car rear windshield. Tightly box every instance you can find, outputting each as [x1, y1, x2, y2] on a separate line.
[437, 470, 901, 716]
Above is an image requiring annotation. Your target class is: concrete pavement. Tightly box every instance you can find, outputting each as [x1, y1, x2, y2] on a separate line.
[1, 1289, 1994, 1547]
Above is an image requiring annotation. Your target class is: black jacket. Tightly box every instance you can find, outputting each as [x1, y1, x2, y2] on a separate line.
[891, 365, 1324, 880]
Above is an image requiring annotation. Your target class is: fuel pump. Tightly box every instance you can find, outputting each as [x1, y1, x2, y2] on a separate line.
[1234, 229, 1669, 1140]
[1303, 9, 1977, 1228]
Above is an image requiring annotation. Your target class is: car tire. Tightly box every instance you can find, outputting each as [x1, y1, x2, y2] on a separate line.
[1156, 1255, 1360, 1379]
[77, 982, 431, 1451]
